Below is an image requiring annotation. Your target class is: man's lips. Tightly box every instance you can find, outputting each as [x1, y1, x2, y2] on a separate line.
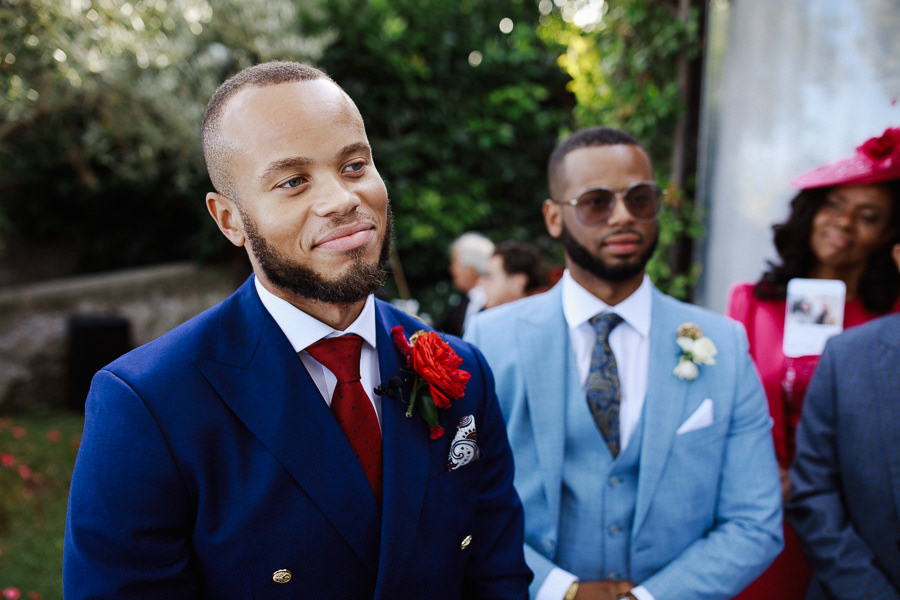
[314, 222, 376, 251]
[602, 232, 642, 254]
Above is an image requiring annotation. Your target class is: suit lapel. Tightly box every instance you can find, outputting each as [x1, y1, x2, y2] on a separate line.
[518, 286, 570, 523]
[372, 303, 432, 598]
[196, 280, 381, 574]
[874, 327, 900, 520]
[634, 289, 690, 532]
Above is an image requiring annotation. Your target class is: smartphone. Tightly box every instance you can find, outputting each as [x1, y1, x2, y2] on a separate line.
[783, 278, 846, 357]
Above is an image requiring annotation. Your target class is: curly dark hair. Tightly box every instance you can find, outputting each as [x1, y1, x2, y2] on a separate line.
[754, 179, 900, 313]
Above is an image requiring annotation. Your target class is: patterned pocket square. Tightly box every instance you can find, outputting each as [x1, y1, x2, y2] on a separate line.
[447, 414, 480, 471]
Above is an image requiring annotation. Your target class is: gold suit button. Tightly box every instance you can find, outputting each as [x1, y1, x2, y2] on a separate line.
[273, 569, 292, 584]
[460, 534, 473, 550]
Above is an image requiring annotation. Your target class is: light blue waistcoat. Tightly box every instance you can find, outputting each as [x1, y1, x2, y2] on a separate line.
[556, 396, 644, 581]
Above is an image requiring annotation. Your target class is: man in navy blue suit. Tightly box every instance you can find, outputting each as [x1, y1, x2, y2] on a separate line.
[788, 241, 900, 598]
[63, 61, 531, 599]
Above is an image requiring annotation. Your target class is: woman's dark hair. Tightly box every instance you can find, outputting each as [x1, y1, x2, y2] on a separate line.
[754, 179, 900, 314]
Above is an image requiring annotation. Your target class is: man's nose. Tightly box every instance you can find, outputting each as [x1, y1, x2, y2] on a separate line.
[605, 193, 634, 226]
[312, 175, 361, 217]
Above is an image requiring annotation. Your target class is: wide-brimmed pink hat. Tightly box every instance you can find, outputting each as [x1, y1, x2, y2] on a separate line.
[790, 127, 900, 189]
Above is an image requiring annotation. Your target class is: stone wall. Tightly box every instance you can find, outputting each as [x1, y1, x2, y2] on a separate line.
[0, 263, 239, 411]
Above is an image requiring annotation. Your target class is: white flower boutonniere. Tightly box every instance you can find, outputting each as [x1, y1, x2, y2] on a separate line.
[673, 322, 717, 381]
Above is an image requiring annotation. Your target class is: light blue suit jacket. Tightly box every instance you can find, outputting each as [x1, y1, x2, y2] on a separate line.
[465, 282, 782, 599]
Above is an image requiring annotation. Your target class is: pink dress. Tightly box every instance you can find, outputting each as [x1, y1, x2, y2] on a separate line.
[726, 283, 900, 600]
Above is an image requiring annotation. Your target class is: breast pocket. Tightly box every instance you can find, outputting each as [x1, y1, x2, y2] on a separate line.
[675, 418, 725, 446]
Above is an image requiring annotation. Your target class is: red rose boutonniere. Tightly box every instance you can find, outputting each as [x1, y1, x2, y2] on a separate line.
[390, 326, 471, 439]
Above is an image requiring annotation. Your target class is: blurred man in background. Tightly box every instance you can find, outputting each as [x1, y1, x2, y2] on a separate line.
[435, 231, 494, 336]
[482, 240, 544, 309]
[466, 126, 781, 600]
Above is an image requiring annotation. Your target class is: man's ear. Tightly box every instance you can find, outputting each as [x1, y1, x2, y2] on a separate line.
[543, 199, 563, 239]
[892, 242, 900, 272]
[206, 192, 246, 248]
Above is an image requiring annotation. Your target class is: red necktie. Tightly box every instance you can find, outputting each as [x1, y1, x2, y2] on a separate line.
[306, 334, 382, 502]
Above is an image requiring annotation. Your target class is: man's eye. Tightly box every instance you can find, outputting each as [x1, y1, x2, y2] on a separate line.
[279, 177, 305, 189]
[344, 161, 365, 174]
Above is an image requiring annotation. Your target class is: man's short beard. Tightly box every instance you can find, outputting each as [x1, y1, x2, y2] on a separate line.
[243, 205, 392, 304]
[560, 221, 658, 282]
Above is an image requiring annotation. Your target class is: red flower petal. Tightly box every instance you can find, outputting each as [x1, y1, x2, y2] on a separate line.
[857, 127, 900, 163]
[410, 332, 471, 408]
[391, 326, 413, 368]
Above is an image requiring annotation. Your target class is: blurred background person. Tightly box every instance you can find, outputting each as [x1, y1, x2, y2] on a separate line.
[435, 232, 494, 336]
[469, 125, 782, 600]
[788, 240, 900, 599]
[481, 240, 545, 310]
[726, 126, 900, 600]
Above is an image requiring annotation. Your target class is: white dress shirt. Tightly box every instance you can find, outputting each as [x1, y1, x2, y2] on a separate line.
[562, 270, 651, 452]
[537, 270, 654, 600]
[254, 277, 383, 424]
[462, 284, 487, 334]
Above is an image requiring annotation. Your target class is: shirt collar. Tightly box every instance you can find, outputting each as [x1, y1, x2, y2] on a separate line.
[561, 269, 652, 338]
[468, 285, 486, 305]
[254, 276, 378, 352]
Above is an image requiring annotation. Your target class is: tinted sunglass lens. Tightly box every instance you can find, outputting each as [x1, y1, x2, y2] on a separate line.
[577, 189, 614, 225]
[625, 184, 659, 220]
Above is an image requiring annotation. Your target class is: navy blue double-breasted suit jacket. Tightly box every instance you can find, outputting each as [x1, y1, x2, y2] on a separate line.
[63, 276, 531, 599]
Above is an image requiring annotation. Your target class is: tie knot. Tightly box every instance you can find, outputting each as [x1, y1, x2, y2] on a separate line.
[306, 334, 364, 383]
[589, 312, 623, 339]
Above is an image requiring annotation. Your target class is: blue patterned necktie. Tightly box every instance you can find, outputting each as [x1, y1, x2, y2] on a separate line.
[586, 312, 624, 457]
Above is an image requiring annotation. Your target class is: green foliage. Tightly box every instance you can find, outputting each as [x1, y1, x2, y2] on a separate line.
[302, 0, 573, 318]
[1, 0, 703, 308]
[0, 0, 334, 271]
[537, 0, 705, 298]
[0, 412, 84, 599]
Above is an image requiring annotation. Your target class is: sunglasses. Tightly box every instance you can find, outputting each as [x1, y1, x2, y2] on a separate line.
[552, 181, 664, 226]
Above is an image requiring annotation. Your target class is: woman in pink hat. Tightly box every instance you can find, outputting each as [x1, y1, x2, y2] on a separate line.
[727, 127, 900, 599]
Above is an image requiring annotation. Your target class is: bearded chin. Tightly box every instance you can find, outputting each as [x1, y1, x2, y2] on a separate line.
[560, 222, 658, 282]
[244, 206, 392, 304]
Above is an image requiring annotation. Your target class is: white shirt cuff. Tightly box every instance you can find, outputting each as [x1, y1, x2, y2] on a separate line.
[630, 585, 655, 600]
[535, 567, 578, 600]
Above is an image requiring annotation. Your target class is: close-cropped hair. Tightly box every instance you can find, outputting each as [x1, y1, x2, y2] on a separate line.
[547, 126, 645, 200]
[754, 179, 900, 313]
[201, 61, 334, 198]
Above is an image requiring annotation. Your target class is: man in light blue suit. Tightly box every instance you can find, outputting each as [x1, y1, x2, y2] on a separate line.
[63, 61, 531, 599]
[465, 127, 782, 600]
[788, 243, 900, 599]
